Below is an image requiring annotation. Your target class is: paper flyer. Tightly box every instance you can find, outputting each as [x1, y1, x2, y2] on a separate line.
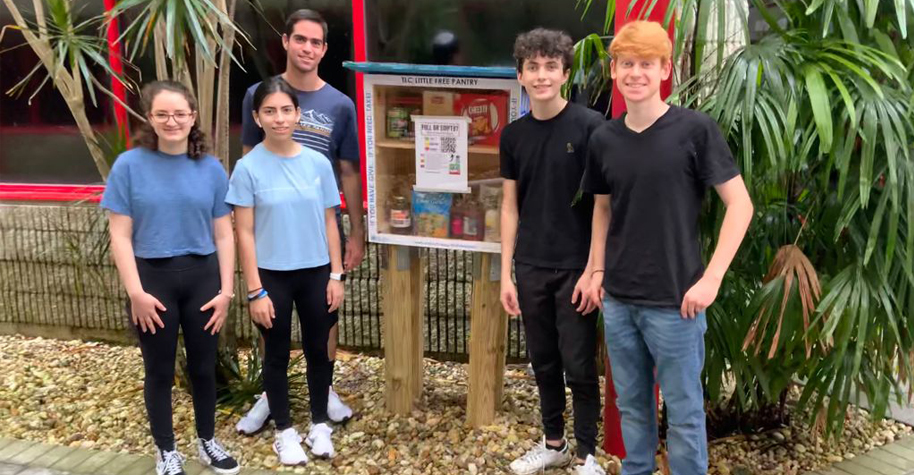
[413, 115, 470, 193]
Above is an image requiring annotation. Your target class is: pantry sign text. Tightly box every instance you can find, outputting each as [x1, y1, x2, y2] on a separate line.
[400, 76, 480, 87]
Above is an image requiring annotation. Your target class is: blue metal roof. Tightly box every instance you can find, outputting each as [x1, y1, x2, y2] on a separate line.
[342, 61, 517, 79]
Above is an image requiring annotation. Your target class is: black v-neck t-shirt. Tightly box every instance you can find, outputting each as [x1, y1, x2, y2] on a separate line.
[582, 106, 740, 307]
[500, 102, 606, 269]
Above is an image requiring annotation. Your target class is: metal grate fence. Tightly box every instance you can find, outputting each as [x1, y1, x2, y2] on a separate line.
[0, 203, 527, 362]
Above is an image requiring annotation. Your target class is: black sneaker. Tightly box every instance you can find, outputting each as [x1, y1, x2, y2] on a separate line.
[155, 448, 186, 475]
[197, 437, 241, 474]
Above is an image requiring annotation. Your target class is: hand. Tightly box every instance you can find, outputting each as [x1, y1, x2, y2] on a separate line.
[327, 279, 344, 313]
[201, 293, 232, 335]
[130, 291, 166, 334]
[500, 279, 521, 316]
[250, 296, 276, 329]
[572, 272, 598, 314]
[680, 274, 721, 319]
[344, 229, 366, 271]
[585, 272, 606, 311]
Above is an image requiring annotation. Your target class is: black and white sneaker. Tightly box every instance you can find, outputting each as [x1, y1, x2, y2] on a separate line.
[155, 448, 187, 475]
[197, 438, 241, 474]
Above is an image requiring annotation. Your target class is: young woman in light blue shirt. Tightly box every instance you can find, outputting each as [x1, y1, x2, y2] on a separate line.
[226, 77, 344, 465]
[102, 81, 240, 475]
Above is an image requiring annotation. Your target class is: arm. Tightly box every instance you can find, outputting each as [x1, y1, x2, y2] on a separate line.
[681, 175, 754, 318]
[235, 206, 275, 327]
[235, 206, 260, 291]
[339, 159, 365, 271]
[571, 195, 601, 314]
[200, 215, 236, 334]
[326, 207, 345, 312]
[108, 212, 165, 333]
[586, 194, 611, 309]
[500, 179, 521, 316]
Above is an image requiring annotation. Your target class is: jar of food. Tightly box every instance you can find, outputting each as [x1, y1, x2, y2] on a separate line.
[462, 196, 484, 241]
[389, 195, 412, 234]
[387, 106, 409, 139]
[387, 96, 422, 140]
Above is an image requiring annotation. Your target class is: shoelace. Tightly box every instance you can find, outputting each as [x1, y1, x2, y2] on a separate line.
[203, 439, 231, 462]
[518, 444, 551, 469]
[161, 450, 186, 475]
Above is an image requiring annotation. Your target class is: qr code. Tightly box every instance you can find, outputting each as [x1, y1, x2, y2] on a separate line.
[440, 137, 457, 154]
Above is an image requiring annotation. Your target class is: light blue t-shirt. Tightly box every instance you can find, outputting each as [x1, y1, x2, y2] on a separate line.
[100, 147, 232, 258]
[225, 143, 341, 271]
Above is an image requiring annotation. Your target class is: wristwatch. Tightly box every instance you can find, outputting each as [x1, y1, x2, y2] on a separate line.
[330, 272, 347, 282]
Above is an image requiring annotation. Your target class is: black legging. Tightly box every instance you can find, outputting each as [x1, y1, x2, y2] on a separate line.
[132, 253, 220, 451]
[258, 264, 337, 429]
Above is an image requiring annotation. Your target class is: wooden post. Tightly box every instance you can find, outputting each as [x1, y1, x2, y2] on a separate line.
[466, 253, 508, 427]
[382, 245, 424, 414]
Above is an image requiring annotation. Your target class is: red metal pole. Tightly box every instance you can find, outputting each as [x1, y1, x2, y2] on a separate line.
[351, 0, 368, 209]
[604, 0, 674, 459]
[104, 0, 130, 148]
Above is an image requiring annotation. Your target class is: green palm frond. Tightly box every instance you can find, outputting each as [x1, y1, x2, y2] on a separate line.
[3, 0, 138, 114]
[107, 0, 250, 71]
[564, 33, 611, 108]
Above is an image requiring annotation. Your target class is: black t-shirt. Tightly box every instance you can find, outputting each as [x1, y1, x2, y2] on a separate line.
[500, 102, 606, 269]
[582, 106, 740, 307]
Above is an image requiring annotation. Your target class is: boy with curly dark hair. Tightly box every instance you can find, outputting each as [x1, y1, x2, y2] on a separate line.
[500, 28, 606, 475]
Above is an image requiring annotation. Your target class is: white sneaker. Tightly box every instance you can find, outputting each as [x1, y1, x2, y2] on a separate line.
[574, 455, 606, 475]
[508, 438, 572, 475]
[305, 422, 335, 458]
[155, 448, 187, 475]
[273, 427, 308, 466]
[327, 387, 354, 423]
[236, 392, 271, 435]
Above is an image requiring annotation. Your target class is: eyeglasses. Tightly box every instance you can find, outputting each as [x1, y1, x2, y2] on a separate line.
[150, 111, 194, 124]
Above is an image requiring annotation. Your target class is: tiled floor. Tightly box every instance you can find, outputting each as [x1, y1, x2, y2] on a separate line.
[0, 438, 275, 475]
[802, 435, 914, 475]
[5, 434, 914, 475]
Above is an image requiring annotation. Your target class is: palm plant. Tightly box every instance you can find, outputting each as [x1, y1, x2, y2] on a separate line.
[1, 0, 141, 179]
[2, 0, 250, 176]
[572, 0, 914, 438]
[2, 0, 258, 402]
[106, 0, 249, 166]
[696, 0, 913, 438]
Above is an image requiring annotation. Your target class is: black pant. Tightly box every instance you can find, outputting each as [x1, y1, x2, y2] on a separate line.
[515, 262, 601, 458]
[132, 253, 220, 451]
[258, 264, 338, 429]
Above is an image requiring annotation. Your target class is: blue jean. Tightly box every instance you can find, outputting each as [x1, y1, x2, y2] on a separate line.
[602, 295, 708, 475]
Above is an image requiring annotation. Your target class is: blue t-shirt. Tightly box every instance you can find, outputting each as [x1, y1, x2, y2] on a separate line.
[225, 143, 341, 271]
[241, 80, 360, 168]
[100, 147, 232, 258]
